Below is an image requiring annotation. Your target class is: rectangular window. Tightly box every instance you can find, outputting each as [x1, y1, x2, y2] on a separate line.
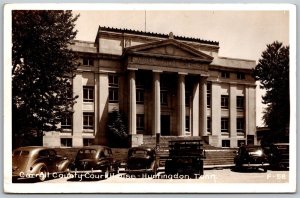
[83, 112, 94, 130]
[221, 71, 230, 78]
[222, 140, 230, 147]
[83, 138, 93, 146]
[237, 118, 245, 133]
[207, 95, 211, 108]
[108, 75, 119, 103]
[185, 116, 190, 132]
[61, 138, 72, 147]
[185, 92, 190, 107]
[137, 114, 144, 130]
[237, 72, 245, 80]
[83, 86, 94, 102]
[221, 118, 229, 133]
[207, 117, 211, 133]
[136, 89, 144, 104]
[237, 140, 246, 147]
[161, 91, 168, 106]
[61, 113, 72, 130]
[221, 95, 229, 109]
[207, 83, 211, 108]
[236, 96, 244, 109]
[83, 58, 94, 66]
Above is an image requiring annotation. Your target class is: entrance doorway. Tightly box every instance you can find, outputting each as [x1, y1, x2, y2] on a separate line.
[161, 115, 170, 136]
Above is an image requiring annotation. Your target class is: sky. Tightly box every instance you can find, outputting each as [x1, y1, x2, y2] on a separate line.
[72, 10, 289, 127]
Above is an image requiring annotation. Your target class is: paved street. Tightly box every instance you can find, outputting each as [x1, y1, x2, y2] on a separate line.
[40, 169, 289, 184]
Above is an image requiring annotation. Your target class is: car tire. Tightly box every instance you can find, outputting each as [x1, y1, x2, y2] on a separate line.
[263, 167, 268, 172]
[37, 166, 48, 182]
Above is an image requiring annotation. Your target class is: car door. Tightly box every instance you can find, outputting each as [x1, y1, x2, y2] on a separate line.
[47, 149, 58, 173]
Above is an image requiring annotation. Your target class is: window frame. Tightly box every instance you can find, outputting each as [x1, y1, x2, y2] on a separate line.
[236, 96, 245, 110]
[82, 58, 94, 66]
[237, 72, 245, 80]
[221, 71, 230, 78]
[221, 117, 229, 133]
[83, 138, 94, 146]
[83, 112, 94, 130]
[61, 138, 72, 147]
[185, 116, 190, 132]
[221, 95, 229, 109]
[108, 75, 119, 103]
[207, 117, 211, 133]
[83, 86, 94, 102]
[136, 114, 145, 131]
[222, 140, 230, 148]
[237, 118, 245, 133]
[61, 113, 72, 130]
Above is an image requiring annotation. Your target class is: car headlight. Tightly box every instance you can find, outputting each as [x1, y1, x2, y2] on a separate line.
[254, 150, 263, 156]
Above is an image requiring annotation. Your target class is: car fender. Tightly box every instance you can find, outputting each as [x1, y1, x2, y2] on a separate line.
[57, 159, 71, 172]
[30, 163, 48, 174]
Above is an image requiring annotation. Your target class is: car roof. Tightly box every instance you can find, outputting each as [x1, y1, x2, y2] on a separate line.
[79, 145, 109, 150]
[241, 145, 262, 149]
[14, 146, 50, 151]
[272, 143, 289, 146]
[129, 146, 155, 151]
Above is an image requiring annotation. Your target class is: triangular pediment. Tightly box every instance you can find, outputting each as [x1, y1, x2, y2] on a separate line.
[125, 39, 213, 63]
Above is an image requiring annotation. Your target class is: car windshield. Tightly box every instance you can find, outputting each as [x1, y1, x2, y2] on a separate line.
[245, 147, 262, 152]
[130, 150, 149, 157]
[77, 149, 97, 159]
[13, 150, 30, 156]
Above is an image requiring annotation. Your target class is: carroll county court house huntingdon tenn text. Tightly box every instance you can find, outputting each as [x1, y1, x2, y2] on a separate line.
[43, 27, 257, 148]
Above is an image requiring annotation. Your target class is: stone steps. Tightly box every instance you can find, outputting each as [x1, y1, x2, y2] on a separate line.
[142, 136, 237, 167]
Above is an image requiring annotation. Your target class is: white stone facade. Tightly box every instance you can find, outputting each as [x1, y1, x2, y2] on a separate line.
[43, 27, 257, 148]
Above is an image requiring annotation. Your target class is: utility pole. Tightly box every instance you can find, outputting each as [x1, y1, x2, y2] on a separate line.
[144, 10, 146, 32]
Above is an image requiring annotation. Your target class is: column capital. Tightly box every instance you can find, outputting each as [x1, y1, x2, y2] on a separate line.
[152, 70, 163, 73]
[178, 72, 188, 75]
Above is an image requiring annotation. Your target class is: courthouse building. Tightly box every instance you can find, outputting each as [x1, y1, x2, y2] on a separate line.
[43, 26, 257, 148]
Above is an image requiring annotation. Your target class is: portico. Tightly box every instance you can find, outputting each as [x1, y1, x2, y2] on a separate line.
[125, 38, 212, 139]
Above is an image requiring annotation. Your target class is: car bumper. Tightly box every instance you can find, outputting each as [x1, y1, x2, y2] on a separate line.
[125, 168, 155, 174]
[241, 163, 270, 167]
[69, 169, 104, 175]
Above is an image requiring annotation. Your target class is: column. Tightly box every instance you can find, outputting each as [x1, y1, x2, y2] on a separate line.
[97, 72, 109, 145]
[152, 71, 161, 135]
[129, 70, 136, 135]
[229, 84, 237, 147]
[72, 72, 83, 147]
[178, 73, 186, 136]
[192, 80, 199, 136]
[199, 76, 207, 137]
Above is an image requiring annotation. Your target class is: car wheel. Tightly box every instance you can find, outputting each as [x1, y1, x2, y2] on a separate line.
[37, 166, 48, 182]
[263, 167, 268, 172]
[114, 166, 119, 175]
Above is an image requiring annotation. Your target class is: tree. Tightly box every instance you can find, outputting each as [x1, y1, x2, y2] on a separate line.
[252, 41, 289, 136]
[12, 10, 79, 148]
[107, 110, 129, 148]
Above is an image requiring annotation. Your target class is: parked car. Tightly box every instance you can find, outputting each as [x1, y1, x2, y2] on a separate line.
[12, 146, 70, 182]
[266, 143, 289, 169]
[234, 145, 269, 172]
[165, 140, 205, 177]
[68, 146, 120, 179]
[125, 147, 159, 175]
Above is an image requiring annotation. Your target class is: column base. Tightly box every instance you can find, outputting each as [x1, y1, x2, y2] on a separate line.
[129, 134, 143, 147]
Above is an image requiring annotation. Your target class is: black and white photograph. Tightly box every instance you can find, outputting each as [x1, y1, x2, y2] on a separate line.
[3, 3, 296, 193]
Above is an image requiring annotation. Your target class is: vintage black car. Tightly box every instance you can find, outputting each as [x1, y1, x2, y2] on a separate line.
[165, 140, 205, 177]
[234, 145, 269, 172]
[12, 146, 70, 182]
[69, 146, 120, 179]
[267, 143, 289, 169]
[125, 147, 159, 175]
